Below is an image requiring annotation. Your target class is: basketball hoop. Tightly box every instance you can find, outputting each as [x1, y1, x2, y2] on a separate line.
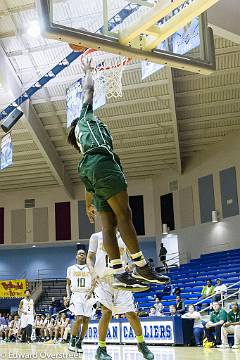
[69, 44, 130, 98]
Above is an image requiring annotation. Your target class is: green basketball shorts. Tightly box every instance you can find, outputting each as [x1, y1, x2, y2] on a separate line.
[78, 153, 127, 212]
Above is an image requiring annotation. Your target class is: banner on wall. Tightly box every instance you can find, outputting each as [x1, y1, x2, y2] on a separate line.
[141, 40, 168, 80]
[172, 17, 200, 55]
[1, 133, 13, 170]
[66, 78, 106, 128]
[85, 321, 121, 344]
[0, 279, 27, 298]
[121, 320, 175, 344]
[66, 79, 83, 128]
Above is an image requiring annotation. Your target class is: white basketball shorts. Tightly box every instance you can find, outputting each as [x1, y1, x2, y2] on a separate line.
[95, 281, 135, 316]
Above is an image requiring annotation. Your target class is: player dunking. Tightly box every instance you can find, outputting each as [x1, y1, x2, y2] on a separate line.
[87, 231, 154, 360]
[18, 289, 34, 343]
[66, 249, 95, 353]
[67, 60, 169, 291]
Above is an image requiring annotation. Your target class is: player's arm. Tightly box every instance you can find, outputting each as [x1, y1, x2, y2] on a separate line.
[86, 251, 96, 278]
[82, 59, 94, 105]
[85, 190, 96, 223]
[66, 278, 71, 305]
[18, 300, 26, 316]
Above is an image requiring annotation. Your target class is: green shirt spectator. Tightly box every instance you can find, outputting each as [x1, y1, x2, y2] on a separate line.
[205, 302, 227, 346]
[228, 309, 240, 323]
[210, 308, 228, 323]
[220, 302, 240, 349]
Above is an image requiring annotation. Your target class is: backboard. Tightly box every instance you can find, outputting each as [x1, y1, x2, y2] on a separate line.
[37, 0, 220, 74]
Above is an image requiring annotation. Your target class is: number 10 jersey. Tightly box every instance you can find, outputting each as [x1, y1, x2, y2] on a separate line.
[66, 264, 92, 293]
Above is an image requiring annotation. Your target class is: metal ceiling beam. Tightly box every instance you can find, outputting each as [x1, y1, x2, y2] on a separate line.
[166, 67, 182, 174]
[0, 45, 74, 198]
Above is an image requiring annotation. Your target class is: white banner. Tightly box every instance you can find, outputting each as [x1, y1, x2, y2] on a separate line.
[84, 321, 121, 344]
[66, 79, 83, 128]
[1, 133, 12, 170]
[93, 87, 106, 111]
[172, 17, 200, 55]
[141, 40, 168, 80]
[121, 320, 175, 344]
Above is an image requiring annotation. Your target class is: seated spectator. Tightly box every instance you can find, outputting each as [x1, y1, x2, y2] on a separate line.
[0, 313, 8, 342]
[172, 286, 181, 296]
[43, 314, 55, 342]
[8, 314, 20, 342]
[59, 313, 69, 343]
[219, 302, 240, 349]
[53, 314, 62, 343]
[148, 258, 155, 270]
[213, 279, 227, 302]
[149, 307, 157, 317]
[162, 280, 172, 297]
[197, 279, 215, 310]
[176, 296, 185, 315]
[205, 302, 227, 346]
[49, 297, 58, 316]
[201, 280, 215, 299]
[182, 305, 204, 346]
[154, 297, 164, 315]
[33, 315, 43, 342]
[169, 305, 179, 317]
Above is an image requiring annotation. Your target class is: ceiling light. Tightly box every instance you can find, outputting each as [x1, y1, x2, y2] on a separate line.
[27, 20, 41, 38]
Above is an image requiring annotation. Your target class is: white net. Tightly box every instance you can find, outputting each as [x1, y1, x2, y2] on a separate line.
[82, 50, 128, 98]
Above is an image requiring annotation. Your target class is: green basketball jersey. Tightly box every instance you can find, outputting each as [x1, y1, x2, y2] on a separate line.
[75, 102, 113, 156]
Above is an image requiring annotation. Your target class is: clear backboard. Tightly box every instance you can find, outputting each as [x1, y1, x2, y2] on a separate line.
[37, 0, 219, 74]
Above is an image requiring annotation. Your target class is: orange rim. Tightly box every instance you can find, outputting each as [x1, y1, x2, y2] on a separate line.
[81, 48, 130, 71]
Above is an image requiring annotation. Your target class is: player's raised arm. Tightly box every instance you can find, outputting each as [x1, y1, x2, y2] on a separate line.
[82, 59, 94, 105]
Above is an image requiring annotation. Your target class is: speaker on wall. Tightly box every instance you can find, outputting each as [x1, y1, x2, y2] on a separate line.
[1, 108, 23, 133]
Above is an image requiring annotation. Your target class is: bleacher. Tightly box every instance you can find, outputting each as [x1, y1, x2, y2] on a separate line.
[134, 248, 240, 312]
[35, 279, 66, 314]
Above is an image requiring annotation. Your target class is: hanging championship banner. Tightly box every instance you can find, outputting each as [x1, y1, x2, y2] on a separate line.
[172, 17, 200, 55]
[0, 279, 27, 298]
[141, 40, 168, 80]
[66, 79, 83, 128]
[1, 133, 12, 170]
[66, 78, 106, 128]
[93, 87, 106, 111]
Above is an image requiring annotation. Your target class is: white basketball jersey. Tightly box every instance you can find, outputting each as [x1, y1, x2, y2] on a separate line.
[67, 264, 92, 293]
[88, 231, 128, 278]
[21, 298, 34, 316]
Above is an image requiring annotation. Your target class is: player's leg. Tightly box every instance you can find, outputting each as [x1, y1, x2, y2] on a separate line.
[75, 316, 90, 354]
[68, 315, 83, 352]
[96, 306, 113, 360]
[126, 312, 154, 360]
[54, 326, 59, 342]
[60, 325, 64, 341]
[107, 191, 169, 285]
[99, 210, 120, 260]
[99, 210, 149, 292]
[25, 324, 32, 342]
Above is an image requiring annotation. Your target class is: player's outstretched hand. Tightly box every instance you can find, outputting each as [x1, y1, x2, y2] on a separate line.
[82, 58, 93, 74]
[86, 204, 96, 223]
[63, 297, 70, 308]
